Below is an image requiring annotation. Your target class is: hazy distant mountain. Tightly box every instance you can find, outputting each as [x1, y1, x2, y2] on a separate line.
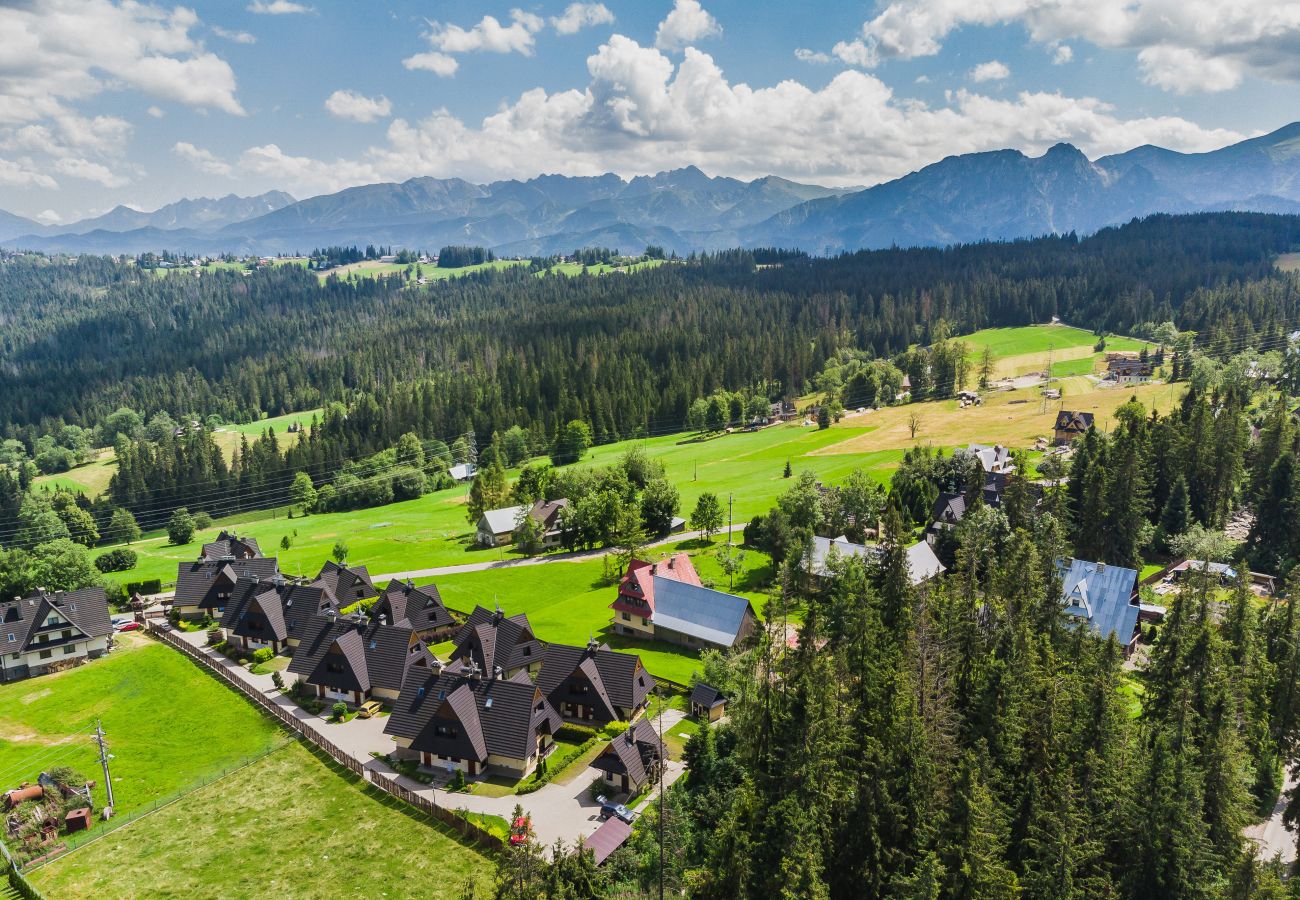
[5, 123, 1300, 255]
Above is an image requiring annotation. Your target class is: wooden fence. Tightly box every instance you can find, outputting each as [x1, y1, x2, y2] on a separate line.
[145, 623, 502, 849]
[1, 839, 45, 899]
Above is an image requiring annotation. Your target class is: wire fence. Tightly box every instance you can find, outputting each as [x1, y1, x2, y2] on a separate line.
[0, 840, 44, 899]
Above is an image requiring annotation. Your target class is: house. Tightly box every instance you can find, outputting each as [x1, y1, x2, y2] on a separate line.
[384, 660, 562, 778]
[1107, 358, 1153, 383]
[219, 578, 338, 653]
[476, 499, 569, 548]
[805, 535, 874, 580]
[0, 588, 112, 682]
[173, 556, 279, 620]
[372, 580, 457, 642]
[805, 536, 944, 587]
[1169, 559, 1237, 584]
[930, 492, 967, 530]
[200, 530, 262, 561]
[449, 463, 477, 483]
[1053, 410, 1095, 444]
[967, 444, 1014, 474]
[534, 638, 653, 725]
[905, 540, 947, 585]
[982, 471, 1009, 507]
[450, 606, 545, 680]
[288, 614, 434, 706]
[611, 555, 757, 651]
[1056, 558, 1141, 654]
[690, 683, 726, 722]
[311, 560, 378, 606]
[593, 719, 663, 794]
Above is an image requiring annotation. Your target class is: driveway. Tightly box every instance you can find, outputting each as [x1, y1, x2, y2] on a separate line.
[1246, 770, 1298, 864]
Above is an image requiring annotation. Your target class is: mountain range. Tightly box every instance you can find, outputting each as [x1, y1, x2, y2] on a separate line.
[4, 122, 1299, 256]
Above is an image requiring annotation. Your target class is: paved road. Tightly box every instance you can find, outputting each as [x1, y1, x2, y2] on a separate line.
[1246, 770, 1298, 864]
[373, 524, 747, 583]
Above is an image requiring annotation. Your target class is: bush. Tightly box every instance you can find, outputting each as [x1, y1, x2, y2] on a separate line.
[126, 578, 163, 596]
[271, 671, 285, 690]
[94, 547, 138, 573]
[449, 769, 467, 792]
[602, 720, 630, 738]
[331, 701, 348, 720]
[252, 647, 274, 664]
[192, 511, 213, 530]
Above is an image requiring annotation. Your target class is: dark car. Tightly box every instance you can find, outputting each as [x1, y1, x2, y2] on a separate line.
[596, 795, 637, 824]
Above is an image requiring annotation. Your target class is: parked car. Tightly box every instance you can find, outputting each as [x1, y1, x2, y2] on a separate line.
[113, 621, 141, 632]
[509, 816, 531, 846]
[596, 795, 637, 824]
[356, 700, 383, 719]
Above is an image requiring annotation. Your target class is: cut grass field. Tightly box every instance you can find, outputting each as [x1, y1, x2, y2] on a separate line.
[1277, 252, 1300, 273]
[960, 324, 1152, 380]
[318, 259, 527, 282]
[0, 635, 282, 819]
[28, 740, 496, 899]
[32, 447, 118, 497]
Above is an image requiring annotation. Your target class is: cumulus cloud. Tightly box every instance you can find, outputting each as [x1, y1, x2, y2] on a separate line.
[248, 1, 311, 13]
[833, 39, 878, 68]
[35, 210, 63, 225]
[0, 112, 134, 189]
[1052, 43, 1073, 64]
[324, 90, 393, 123]
[213, 25, 257, 44]
[852, 0, 1300, 93]
[147, 105, 166, 118]
[794, 48, 832, 64]
[409, 10, 545, 64]
[173, 141, 233, 176]
[404, 52, 459, 77]
[0, 157, 58, 190]
[256, 36, 1241, 197]
[655, 0, 721, 51]
[970, 60, 1010, 82]
[551, 3, 615, 35]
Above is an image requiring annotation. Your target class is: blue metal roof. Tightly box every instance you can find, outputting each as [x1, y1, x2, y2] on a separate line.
[1056, 558, 1140, 645]
[651, 576, 753, 648]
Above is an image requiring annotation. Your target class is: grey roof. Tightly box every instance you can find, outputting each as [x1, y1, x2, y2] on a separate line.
[651, 576, 754, 648]
[452, 606, 543, 675]
[385, 662, 562, 763]
[905, 541, 946, 585]
[219, 578, 338, 643]
[595, 719, 661, 785]
[1054, 410, 1094, 433]
[201, 531, 262, 561]
[174, 557, 279, 609]
[1, 588, 111, 657]
[478, 505, 524, 536]
[374, 580, 455, 634]
[690, 683, 725, 709]
[931, 492, 966, 526]
[449, 463, 477, 481]
[289, 615, 431, 694]
[1056, 558, 1140, 645]
[312, 561, 378, 605]
[805, 535, 872, 578]
[534, 642, 653, 720]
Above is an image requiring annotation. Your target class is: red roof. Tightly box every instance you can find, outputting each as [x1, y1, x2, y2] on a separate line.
[612, 554, 701, 616]
[586, 816, 633, 865]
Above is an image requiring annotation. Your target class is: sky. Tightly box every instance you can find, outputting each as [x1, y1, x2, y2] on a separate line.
[1, 0, 1298, 223]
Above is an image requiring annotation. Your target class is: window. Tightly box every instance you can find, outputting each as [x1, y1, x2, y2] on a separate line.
[5, 633, 12, 642]
[641, 617, 649, 626]
[39, 649, 52, 660]
[572, 684, 590, 695]
[621, 612, 631, 621]
[62, 630, 72, 641]
[10, 653, 18, 660]
[434, 724, 459, 738]
[326, 659, 346, 673]
[63, 645, 76, 655]
[523, 646, 531, 656]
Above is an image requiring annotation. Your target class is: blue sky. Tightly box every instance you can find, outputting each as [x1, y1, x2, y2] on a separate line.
[1, 0, 1297, 222]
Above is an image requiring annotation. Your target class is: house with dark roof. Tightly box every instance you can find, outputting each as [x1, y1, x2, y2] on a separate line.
[690, 683, 726, 722]
[475, 499, 570, 548]
[611, 555, 757, 651]
[173, 556, 280, 620]
[288, 614, 434, 705]
[372, 580, 457, 642]
[1053, 411, 1095, 445]
[219, 578, 338, 653]
[982, 471, 1009, 507]
[450, 606, 545, 680]
[930, 492, 967, 530]
[384, 661, 562, 777]
[1107, 357, 1153, 384]
[534, 638, 653, 725]
[1, 588, 112, 682]
[311, 561, 378, 607]
[200, 530, 261, 561]
[593, 719, 663, 794]
[1055, 558, 1141, 654]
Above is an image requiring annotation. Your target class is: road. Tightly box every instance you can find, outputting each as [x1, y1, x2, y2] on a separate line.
[1245, 770, 1298, 864]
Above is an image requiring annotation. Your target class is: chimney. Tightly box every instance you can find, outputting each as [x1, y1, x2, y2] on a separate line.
[586, 635, 599, 655]
[493, 665, 503, 680]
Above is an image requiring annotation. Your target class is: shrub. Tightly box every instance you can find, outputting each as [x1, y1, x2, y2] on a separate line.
[271, 671, 285, 690]
[94, 547, 138, 573]
[252, 647, 274, 664]
[449, 769, 467, 792]
[601, 720, 629, 738]
[126, 578, 163, 596]
[331, 701, 348, 720]
[192, 511, 213, 530]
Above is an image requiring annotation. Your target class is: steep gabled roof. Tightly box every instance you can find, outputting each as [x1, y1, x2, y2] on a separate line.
[175, 557, 279, 607]
[650, 577, 754, 648]
[218, 579, 289, 643]
[201, 530, 262, 561]
[690, 682, 725, 709]
[535, 642, 652, 718]
[478, 505, 524, 536]
[1055, 558, 1140, 645]
[597, 719, 661, 785]
[289, 615, 429, 693]
[312, 561, 378, 605]
[614, 554, 701, 614]
[0, 588, 111, 656]
[905, 541, 946, 585]
[374, 580, 455, 633]
[1054, 410, 1094, 433]
[452, 606, 542, 674]
[930, 492, 966, 525]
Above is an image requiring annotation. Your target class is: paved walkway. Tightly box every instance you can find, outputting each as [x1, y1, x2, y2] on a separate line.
[1245, 769, 1298, 864]
[167, 627, 691, 849]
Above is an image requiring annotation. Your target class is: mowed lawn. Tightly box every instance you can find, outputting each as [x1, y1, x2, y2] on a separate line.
[32, 448, 118, 497]
[0, 635, 282, 818]
[28, 740, 496, 900]
[960, 324, 1152, 379]
[430, 537, 775, 685]
[103, 422, 905, 589]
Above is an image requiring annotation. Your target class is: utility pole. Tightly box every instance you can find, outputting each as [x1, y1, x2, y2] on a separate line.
[95, 718, 115, 816]
[1041, 343, 1054, 414]
[657, 684, 665, 900]
[727, 493, 736, 590]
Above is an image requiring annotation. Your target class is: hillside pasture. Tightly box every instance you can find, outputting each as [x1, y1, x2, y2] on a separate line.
[1277, 252, 1300, 272]
[32, 448, 117, 497]
[960, 324, 1153, 380]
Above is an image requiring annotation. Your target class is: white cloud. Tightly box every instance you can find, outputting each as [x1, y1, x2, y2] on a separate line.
[794, 48, 832, 64]
[411, 10, 544, 61]
[403, 52, 460, 77]
[213, 25, 257, 44]
[0, 112, 134, 189]
[853, 0, 1300, 93]
[0, 157, 58, 190]
[655, 0, 721, 51]
[147, 105, 166, 118]
[833, 39, 878, 68]
[173, 141, 233, 177]
[35, 209, 62, 225]
[248, 1, 312, 13]
[1052, 43, 1073, 64]
[551, 3, 615, 35]
[272, 36, 1243, 196]
[970, 60, 1010, 82]
[325, 90, 393, 123]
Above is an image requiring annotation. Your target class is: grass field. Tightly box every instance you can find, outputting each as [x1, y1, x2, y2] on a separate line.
[542, 258, 668, 276]
[32, 448, 118, 497]
[28, 740, 495, 899]
[960, 324, 1152, 380]
[429, 536, 774, 684]
[1277, 252, 1300, 273]
[318, 259, 527, 282]
[0, 635, 282, 819]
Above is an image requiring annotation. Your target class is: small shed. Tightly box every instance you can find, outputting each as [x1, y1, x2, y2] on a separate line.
[690, 683, 727, 722]
[64, 807, 92, 833]
[586, 816, 633, 865]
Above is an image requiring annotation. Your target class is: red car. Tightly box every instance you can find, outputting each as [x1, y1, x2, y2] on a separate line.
[509, 816, 530, 846]
[114, 621, 142, 632]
